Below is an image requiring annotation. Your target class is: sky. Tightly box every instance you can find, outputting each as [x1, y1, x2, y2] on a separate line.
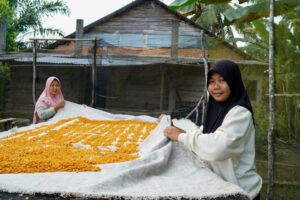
[43, 0, 174, 37]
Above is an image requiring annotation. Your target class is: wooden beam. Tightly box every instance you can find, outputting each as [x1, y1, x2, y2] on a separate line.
[171, 21, 179, 59]
[29, 38, 102, 41]
[266, 93, 300, 97]
[0, 118, 16, 131]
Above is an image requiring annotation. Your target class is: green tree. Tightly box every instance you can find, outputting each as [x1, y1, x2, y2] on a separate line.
[0, 0, 70, 50]
[0, 0, 19, 51]
[169, 0, 254, 45]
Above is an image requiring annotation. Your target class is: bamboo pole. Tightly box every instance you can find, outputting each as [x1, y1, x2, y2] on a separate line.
[200, 30, 208, 124]
[267, 0, 275, 199]
[273, 93, 300, 97]
[29, 38, 101, 41]
[32, 40, 37, 105]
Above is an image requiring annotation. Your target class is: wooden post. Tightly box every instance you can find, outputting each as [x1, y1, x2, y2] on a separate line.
[171, 21, 179, 59]
[90, 37, 97, 107]
[267, 0, 275, 199]
[160, 65, 165, 111]
[75, 19, 84, 56]
[32, 40, 37, 104]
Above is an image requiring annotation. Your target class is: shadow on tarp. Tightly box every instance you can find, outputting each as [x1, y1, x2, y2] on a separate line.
[0, 192, 249, 200]
[171, 106, 203, 126]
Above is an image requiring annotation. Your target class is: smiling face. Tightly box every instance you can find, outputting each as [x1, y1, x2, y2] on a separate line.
[208, 71, 231, 102]
[49, 79, 61, 96]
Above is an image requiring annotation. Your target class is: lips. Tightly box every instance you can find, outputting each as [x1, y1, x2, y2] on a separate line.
[212, 92, 223, 96]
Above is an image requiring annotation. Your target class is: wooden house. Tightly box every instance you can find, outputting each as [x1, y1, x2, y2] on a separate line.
[0, 0, 267, 122]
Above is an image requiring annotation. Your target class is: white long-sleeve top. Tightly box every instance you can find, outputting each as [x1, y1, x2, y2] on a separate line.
[178, 105, 262, 200]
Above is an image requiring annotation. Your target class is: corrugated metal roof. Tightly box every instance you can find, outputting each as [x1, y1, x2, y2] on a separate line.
[0, 52, 267, 66]
[0, 53, 152, 66]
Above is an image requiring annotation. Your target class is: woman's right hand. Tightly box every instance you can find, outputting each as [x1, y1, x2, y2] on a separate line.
[54, 100, 65, 111]
[164, 126, 184, 141]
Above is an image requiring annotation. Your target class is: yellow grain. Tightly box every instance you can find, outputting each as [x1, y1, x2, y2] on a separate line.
[0, 117, 157, 174]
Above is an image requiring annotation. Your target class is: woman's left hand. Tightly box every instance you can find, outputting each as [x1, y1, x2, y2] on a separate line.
[164, 126, 184, 142]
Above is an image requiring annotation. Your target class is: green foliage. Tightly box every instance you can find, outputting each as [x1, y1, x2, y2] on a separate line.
[6, 21, 19, 51]
[224, 0, 300, 24]
[14, 0, 70, 35]
[0, 0, 13, 21]
[0, 62, 10, 80]
[0, 0, 70, 51]
[169, 0, 238, 10]
[0, 62, 10, 117]
[253, 86, 269, 133]
[169, 0, 254, 46]
[169, 0, 198, 10]
[0, 0, 18, 51]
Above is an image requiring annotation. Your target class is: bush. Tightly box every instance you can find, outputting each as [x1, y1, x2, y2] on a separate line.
[0, 62, 10, 118]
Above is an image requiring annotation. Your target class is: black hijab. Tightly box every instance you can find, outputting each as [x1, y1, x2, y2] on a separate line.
[203, 59, 254, 133]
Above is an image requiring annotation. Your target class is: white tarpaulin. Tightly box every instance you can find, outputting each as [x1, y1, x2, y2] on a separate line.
[0, 101, 250, 200]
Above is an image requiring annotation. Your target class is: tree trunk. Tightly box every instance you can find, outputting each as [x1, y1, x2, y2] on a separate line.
[267, 0, 275, 199]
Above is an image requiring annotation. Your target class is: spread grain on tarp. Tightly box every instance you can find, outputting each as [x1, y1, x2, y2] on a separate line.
[0, 116, 157, 173]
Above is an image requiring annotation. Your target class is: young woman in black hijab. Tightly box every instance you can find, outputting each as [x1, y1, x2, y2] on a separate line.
[161, 59, 262, 200]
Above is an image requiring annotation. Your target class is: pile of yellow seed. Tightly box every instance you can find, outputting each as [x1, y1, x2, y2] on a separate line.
[0, 116, 157, 174]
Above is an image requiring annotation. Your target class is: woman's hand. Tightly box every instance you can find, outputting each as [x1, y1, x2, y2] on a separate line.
[54, 100, 65, 111]
[164, 126, 185, 142]
[158, 114, 166, 123]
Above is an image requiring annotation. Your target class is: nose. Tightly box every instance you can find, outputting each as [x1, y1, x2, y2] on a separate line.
[213, 82, 220, 89]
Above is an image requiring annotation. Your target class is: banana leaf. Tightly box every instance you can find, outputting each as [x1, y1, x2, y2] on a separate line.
[224, 0, 300, 23]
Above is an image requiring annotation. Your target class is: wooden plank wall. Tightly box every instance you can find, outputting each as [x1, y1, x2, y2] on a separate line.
[99, 65, 168, 112]
[176, 67, 205, 106]
[2, 63, 204, 120]
[98, 64, 204, 115]
[3, 65, 90, 120]
[90, 1, 203, 36]
[83, 1, 204, 58]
